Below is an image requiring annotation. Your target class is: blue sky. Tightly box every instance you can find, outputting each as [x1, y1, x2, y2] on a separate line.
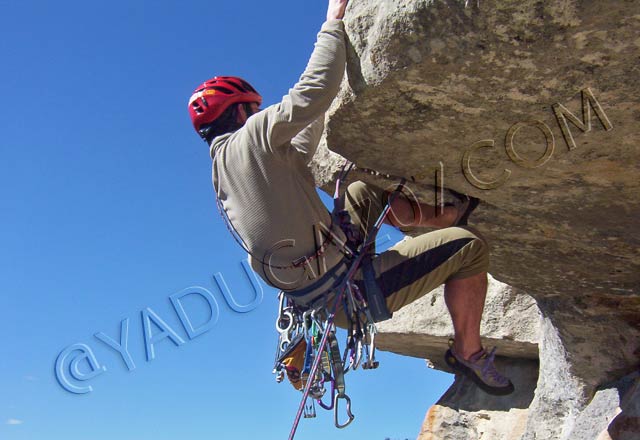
[1, 1, 452, 439]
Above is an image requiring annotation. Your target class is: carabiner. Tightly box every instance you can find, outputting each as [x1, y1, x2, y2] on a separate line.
[352, 339, 363, 370]
[310, 309, 326, 334]
[363, 323, 379, 369]
[334, 393, 355, 429]
[276, 310, 293, 334]
[317, 379, 336, 410]
[303, 397, 316, 419]
[279, 338, 289, 353]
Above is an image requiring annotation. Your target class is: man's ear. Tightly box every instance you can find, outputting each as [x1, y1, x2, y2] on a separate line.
[236, 103, 247, 124]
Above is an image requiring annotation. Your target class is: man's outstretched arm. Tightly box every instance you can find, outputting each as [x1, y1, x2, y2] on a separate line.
[261, 0, 349, 150]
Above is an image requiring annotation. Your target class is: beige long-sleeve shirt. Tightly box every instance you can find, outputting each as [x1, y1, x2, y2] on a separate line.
[210, 20, 347, 291]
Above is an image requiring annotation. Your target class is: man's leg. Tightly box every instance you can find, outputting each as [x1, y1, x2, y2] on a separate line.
[340, 180, 513, 395]
[385, 183, 479, 230]
[343, 180, 460, 238]
[373, 229, 514, 395]
[443, 270, 514, 395]
[387, 192, 457, 230]
[444, 271, 487, 360]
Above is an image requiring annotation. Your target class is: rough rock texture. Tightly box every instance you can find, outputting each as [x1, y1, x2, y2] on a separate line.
[420, 405, 530, 440]
[310, 0, 640, 438]
[568, 372, 640, 440]
[376, 274, 541, 368]
[607, 373, 640, 440]
[418, 371, 640, 440]
[378, 275, 541, 439]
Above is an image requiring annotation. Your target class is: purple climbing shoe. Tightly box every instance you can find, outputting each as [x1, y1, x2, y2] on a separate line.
[445, 343, 515, 396]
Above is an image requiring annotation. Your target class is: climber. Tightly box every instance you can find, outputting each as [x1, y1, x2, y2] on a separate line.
[187, 0, 513, 396]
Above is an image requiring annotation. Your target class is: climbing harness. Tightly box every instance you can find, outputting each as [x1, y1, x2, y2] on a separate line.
[212, 145, 409, 436]
[271, 163, 407, 439]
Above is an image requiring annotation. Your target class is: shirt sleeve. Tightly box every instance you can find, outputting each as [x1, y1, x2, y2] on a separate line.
[243, 20, 346, 155]
[290, 115, 325, 163]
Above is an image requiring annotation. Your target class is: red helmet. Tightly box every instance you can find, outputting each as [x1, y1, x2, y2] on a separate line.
[188, 76, 262, 134]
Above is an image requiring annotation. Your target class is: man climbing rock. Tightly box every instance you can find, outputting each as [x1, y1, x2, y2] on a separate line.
[187, 0, 513, 396]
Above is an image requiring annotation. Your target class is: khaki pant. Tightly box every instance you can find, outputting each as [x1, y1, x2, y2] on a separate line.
[334, 181, 489, 327]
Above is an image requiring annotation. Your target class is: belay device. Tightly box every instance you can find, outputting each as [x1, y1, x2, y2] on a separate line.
[272, 163, 406, 439]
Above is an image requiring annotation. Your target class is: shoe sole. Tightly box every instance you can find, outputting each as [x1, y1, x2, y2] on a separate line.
[445, 349, 515, 396]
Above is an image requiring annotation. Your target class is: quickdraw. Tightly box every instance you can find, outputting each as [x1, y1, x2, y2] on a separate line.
[272, 163, 407, 439]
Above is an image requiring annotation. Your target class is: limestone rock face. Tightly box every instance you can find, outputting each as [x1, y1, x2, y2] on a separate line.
[310, 0, 640, 438]
[325, 0, 639, 299]
[376, 274, 541, 369]
[378, 275, 541, 439]
[420, 403, 530, 440]
[418, 371, 640, 440]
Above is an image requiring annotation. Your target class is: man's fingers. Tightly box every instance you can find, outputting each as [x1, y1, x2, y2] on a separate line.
[327, 0, 349, 21]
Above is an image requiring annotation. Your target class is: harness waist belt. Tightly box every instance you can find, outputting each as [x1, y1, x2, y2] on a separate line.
[284, 258, 350, 307]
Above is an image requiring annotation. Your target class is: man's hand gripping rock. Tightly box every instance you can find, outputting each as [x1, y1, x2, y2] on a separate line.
[327, 0, 349, 21]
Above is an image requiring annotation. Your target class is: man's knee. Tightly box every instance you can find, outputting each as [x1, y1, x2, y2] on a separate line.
[345, 180, 386, 230]
[454, 227, 490, 276]
[461, 225, 489, 247]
